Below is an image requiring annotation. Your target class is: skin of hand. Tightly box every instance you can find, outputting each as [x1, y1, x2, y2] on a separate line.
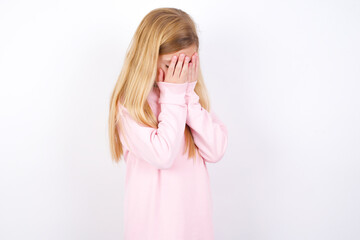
[157, 46, 200, 84]
[158, 53, 190, 84]
[188, 52, 199, 83]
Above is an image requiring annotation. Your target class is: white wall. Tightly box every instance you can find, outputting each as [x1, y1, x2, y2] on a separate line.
[1, 0, 359, 239]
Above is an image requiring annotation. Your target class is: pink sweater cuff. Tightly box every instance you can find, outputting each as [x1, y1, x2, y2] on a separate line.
[157, 81, 188, 105]
[185, 81, 200, 104]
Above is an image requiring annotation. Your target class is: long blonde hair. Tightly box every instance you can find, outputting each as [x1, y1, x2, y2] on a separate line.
[108, 7, 211, 164]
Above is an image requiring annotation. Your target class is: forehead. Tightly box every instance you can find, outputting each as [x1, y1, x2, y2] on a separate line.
[160, 45, 197, 61]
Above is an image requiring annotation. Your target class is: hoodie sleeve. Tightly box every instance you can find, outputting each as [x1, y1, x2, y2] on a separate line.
[118, 82, 188, 169]
[185, 80, 228, 163]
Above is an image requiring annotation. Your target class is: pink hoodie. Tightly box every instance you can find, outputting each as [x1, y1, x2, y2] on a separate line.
[117, 80, 228, 240]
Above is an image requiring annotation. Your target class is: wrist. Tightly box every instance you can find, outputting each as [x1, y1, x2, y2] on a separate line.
[157, 81, 188, 105]
[185, 81, 199, 105]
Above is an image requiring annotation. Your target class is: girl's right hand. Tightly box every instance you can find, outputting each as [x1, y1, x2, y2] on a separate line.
[157, 53, 190, 84]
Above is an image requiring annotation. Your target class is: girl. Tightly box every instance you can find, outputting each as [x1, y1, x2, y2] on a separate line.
[108, 7, 228, 240]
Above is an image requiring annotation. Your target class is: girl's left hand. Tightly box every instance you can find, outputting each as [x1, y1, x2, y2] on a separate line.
[188, 52, 199, 83]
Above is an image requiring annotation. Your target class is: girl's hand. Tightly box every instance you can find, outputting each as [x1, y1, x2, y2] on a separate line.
[188, 52, 199, 83]
[157, 53, 191, 84]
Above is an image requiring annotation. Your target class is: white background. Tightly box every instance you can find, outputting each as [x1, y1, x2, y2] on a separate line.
[1, 0, 359, 239]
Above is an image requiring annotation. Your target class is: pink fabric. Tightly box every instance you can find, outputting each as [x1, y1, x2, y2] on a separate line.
[117, 80, 228, 240]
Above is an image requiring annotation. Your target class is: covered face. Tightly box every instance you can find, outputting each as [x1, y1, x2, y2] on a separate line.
[157, 44, 198, 74]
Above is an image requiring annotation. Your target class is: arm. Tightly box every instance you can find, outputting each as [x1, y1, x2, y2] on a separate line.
[118, 82, 188, 169]
[185, 81, 228, 163]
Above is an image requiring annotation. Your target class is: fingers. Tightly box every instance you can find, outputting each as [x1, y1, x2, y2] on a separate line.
[180, 56, 190, 82]
[166, 55, 178, 79]
[157, 68, 164, 82]
[191, 53, 196, 81]
[188, 52, 198, 82]
[189, 61, 193, 82]
[193, 52, 199, 81]
[162, 53, 196, 84]
[174, 53, 186, 77]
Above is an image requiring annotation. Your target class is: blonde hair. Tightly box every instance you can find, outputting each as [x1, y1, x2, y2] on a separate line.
[108, 7, 211, 164]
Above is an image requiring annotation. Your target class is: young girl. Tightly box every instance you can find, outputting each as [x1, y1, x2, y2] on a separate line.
[108, 7, 228, 240]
